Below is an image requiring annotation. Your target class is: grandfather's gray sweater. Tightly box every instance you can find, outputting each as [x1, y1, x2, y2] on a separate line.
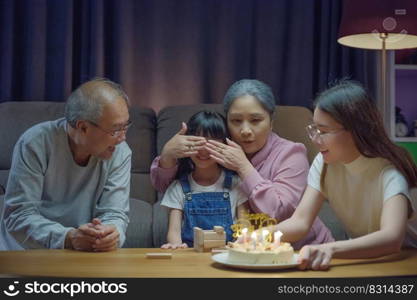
[0, 118, 131, 250]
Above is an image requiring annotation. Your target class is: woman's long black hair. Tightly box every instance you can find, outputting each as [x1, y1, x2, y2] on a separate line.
[316, 79, 417, 189]
[176, 111, 229, 178]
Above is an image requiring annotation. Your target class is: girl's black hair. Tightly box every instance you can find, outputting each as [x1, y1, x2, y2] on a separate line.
[176, 111, 229, 178]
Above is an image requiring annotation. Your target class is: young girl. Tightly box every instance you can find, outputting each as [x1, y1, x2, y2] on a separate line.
[160, 111, 248, 249]
[273, 80, 417, 270]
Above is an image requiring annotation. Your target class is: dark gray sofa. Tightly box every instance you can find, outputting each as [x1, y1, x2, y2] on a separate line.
[0, 101, 346, 248]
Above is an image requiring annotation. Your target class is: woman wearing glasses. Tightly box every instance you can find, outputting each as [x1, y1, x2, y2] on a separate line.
[151, 79, 334, 249]
[273, 80, 417, 270]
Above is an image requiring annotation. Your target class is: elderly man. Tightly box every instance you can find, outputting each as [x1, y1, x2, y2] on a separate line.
[0, 78, 131, 251]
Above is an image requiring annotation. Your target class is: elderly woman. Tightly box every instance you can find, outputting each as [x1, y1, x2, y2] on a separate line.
[150, 79, 333, 249]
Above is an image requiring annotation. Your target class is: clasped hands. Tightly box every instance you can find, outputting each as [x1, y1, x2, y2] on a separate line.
[65, 218, 119, 252]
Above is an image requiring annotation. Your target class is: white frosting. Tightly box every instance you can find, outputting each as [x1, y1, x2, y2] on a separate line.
[227, 242, 294, 264]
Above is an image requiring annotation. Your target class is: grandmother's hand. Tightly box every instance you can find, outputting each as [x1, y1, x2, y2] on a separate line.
[205, 138, 253, 178]
[159, 122, 207, 168]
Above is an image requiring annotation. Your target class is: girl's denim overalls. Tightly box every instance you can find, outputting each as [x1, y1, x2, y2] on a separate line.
[180, 170, 234, 247]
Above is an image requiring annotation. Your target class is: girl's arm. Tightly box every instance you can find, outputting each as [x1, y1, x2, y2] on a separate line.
[161, 209, 188, 249]
[298, 194, 409, 270]
[150, 156, 178, 193]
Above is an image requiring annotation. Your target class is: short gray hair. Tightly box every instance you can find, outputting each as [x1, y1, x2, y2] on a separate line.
[223, 79, 276, 118]
[65, 78, 129, 128]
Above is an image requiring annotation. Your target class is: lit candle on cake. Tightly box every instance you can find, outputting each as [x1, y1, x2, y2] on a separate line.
[261, 229, 269, 245]
[237, 227, 248, 244]
[241, 228, 248, 243]
[251, 231, 257, 250]
[274, 231, 283, 246]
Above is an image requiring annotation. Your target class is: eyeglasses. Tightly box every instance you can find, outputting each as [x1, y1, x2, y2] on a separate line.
[306, 124, 345, 144]
[88, 120, 132, 138]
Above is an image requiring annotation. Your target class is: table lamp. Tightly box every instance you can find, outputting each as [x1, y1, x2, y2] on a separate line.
[337, 0, 417, 124]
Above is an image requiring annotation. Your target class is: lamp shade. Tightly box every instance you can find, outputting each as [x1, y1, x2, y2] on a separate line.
[338, 0, 417, 50]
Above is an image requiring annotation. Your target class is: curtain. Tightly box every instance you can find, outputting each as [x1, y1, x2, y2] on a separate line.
[0, 0, 377, 112]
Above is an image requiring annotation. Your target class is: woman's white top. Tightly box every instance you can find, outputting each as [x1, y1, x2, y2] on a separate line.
[308, 154, 417, 247]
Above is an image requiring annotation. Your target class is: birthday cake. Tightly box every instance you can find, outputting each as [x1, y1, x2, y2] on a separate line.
[227, 241, 294, 264]
[227, 214, 294, 265]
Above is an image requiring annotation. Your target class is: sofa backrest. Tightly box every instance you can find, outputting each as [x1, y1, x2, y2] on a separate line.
[0, 101, 157, 205]
[271, 106, 318, 163]
[156, 104, 318, 163]
[0, 102, 66, 193]
[127, 107, 156, 204]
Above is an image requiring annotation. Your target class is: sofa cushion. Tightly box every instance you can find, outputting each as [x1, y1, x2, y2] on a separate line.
[130, 173, 156, 206]
[0, 102, 66, 170]
[123, 198, 153, 248]
[126, 106, 156, 175]
[125, 107, 156, 204]
[152, 199, 169, 247]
